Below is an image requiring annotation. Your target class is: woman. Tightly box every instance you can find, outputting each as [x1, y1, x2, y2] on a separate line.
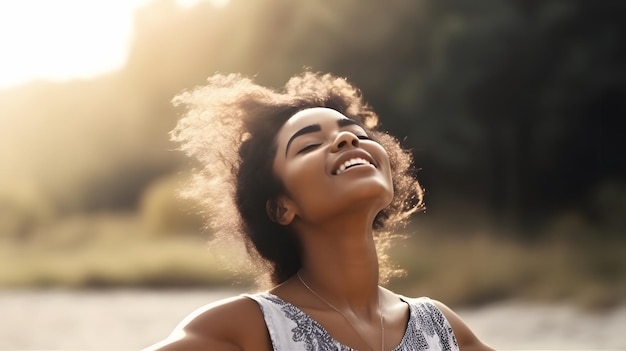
[145, 71, 493, 351]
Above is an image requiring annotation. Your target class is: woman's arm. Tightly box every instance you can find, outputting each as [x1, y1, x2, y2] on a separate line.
[142, 296, 271, 351]
[432, 300, 495, 351]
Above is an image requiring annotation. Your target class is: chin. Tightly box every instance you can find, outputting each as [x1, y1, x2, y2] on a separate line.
[344, 181, 393, 208]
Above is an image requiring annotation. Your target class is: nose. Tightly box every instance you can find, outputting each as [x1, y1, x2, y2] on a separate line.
[331, 131, 359, 152]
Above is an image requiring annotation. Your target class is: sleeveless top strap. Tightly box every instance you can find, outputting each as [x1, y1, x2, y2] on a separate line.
[244, 293, 344, 350]
[243, 292, 459, 351]
[399, 296, 459, 351]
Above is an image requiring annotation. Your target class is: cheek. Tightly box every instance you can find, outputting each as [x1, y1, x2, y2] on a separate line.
[282, 160, 333, 214]
[372, 145, 393, 178]
[375, 149, 395, 198]
[283, 158, 326, 193]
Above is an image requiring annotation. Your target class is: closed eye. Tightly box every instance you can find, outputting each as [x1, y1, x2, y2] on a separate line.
[357, 135, 371, 140]
[297, 144, 321, 154]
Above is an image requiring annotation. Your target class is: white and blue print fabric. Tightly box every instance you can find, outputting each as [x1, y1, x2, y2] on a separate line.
[244, 293, 459, 351]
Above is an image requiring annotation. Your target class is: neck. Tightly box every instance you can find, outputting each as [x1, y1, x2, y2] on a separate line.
[296, 214, 381, 318]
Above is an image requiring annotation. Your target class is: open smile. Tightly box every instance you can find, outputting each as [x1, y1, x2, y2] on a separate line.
[332, 157, 376, 175]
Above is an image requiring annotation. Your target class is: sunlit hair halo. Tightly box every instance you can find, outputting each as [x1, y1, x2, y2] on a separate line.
[171, 71, 424, 287]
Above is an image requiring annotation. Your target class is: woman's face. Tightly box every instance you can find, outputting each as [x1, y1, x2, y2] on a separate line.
[272, 107, 393, 225]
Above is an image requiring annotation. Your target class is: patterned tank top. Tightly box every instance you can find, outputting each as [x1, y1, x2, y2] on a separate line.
[244, 292, 459, 351]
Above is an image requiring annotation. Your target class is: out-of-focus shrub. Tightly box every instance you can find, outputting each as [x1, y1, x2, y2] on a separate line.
[590, 181, 626, 237]
[139, 172, 205, 237]
[0, 181, 55, 242]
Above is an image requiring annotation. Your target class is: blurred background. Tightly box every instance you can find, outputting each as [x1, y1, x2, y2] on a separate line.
[0, 0, 625, 349]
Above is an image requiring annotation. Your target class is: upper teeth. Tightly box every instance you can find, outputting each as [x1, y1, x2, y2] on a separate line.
[335, 157, 371, 175]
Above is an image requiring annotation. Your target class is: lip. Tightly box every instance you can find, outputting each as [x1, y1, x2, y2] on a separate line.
[331, 149, 377, 175]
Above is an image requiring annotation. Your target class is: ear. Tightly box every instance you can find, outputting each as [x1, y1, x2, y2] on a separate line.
[266, 196, 296, 226]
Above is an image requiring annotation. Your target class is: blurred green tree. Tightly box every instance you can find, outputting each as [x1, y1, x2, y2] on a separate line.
[0, 0, 623, 241]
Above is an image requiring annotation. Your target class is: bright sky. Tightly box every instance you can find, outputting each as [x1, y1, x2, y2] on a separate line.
[0, 0, 229, 89]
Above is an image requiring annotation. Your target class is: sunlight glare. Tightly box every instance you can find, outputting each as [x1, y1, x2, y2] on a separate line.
[0, 0, 148, 89]
[175, 0, 230, 9]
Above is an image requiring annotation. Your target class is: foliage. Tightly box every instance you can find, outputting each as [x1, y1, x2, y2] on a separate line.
[0, 0, 624, 296]
[1, 0, 623, 238]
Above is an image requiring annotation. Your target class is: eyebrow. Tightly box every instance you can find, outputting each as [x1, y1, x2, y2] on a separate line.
[337, 118, 359, 128]
[284, 118, 361, 156]
[285, 124, 321, 155]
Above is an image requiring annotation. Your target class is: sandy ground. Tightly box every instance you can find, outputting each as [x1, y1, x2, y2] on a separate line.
[1, 289, 625, 350]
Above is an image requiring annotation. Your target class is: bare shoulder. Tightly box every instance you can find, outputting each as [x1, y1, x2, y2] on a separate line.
[143, 295, 271, 351]
[429, 299, 495, 351]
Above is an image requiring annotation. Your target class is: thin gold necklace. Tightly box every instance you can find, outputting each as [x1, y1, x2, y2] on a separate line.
[297, 271, 384, 351]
